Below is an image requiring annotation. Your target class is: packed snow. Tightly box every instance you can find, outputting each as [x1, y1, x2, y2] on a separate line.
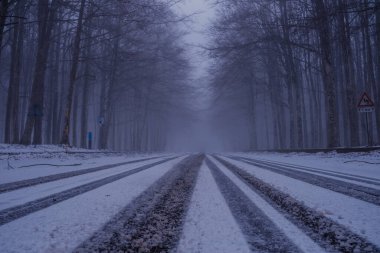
[0, 147, 379, 252]
[232, 151, 380, 179]
[0, 156, 185, 252]
[177, 162, 251, 253]
[0, 144, 166, 184]
[222, 155, 380, 248]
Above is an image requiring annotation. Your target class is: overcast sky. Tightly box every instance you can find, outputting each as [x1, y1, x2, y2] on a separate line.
[173, 0, 216, 79]
[167, 1, 218, 151]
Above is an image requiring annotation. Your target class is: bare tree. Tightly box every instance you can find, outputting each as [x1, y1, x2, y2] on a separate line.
[20, 0, 58, 145]
[60, 0, 86, 145]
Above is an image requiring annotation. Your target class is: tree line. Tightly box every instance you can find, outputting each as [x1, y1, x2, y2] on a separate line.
[0, 0, 192, 151]
[208, 0, 380, 150]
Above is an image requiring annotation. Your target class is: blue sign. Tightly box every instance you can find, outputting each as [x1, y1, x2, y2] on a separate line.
[88, 132, 93, 141]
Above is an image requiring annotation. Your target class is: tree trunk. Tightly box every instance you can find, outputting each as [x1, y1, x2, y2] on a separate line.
[280, 0, 304, 149]
[363, 0, 376, 92]
[0, 0, 9, 61]
[49, 17, 62, 144]
[248, 77, 258, 150]
[5, 2, 25, 143]
[11, 4, 24, 143]
[338, 0, 359, 146]
[60, 0, 86, 145]
[376, 0, 380, 143]
[314, 0, 339, 148]
[72, 84, 79, 146]
[266, 52, 281, 149]
[99, 33, 120, 150]
[80, 22, 92, 148]
[80, 55, 91, 148]
[20, 0, 57, 145]
[4, 17, 18, 143]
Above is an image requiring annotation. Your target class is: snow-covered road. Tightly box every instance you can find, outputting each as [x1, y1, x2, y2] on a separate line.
[0, 155, 183, 252]
[0, 151, 379, 252]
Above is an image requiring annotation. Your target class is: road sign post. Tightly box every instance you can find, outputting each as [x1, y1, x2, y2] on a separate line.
[98, 116, 104, 126]
[88, 132, 93, 149]
[365, 113, 371, 146]
[357, 92, 375, 146]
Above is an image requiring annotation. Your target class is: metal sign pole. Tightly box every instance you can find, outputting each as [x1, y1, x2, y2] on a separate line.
[357, 92, 375, 147]
[365, 112, 371, 146]
[88, 132, 93, 149]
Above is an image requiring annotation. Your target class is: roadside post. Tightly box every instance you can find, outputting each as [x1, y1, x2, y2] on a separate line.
[96, 117, 104, 149]
[357, 92, 375, 146]
[98, 116, 104, 126]
[29, 104, 44, 148]
[88, 132, 93, 149]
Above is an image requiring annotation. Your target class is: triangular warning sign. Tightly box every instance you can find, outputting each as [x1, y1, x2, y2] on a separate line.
[357, 92, 374, 108]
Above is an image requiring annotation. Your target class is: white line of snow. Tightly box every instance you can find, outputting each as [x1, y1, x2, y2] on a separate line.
[0, 153, 163, 184]
[223, 156, 380, 248]
[233, 152, 380, 179]
[209, 156, 325, 253]
[237, 157, 380, 190]
[250, 158, 380, 182]
[0, 157, 168, 211]
[177, 162, 251, 253]
[0, 156, 185, 253]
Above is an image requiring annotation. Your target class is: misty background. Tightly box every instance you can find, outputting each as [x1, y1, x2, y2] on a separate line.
[0, 0, 379, 152]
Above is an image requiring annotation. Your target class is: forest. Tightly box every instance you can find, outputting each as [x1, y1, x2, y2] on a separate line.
[0, 0, 379, 151]
[0, 0, 194, 152]
[208, 0, 380, 150]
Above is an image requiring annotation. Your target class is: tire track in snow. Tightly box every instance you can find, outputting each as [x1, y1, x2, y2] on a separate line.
[228, 156, 380, 206]
[215, 156, 379, 252]
[206, 158, 302, 253]
[0, 157, 177, 226]
[0, 156, 165, 193]
[176, 163, 251, 253]
[231, 155, 380, 186]
[74, 154, 204, 253]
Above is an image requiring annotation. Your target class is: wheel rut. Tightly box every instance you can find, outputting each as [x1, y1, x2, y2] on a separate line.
[74, 154, 204, 253]
[215, 156, 379, 253]
[231, 155, 380, 186]
[206, 158, 301, 253]
[0, 156, 165, 193]
[228, 155, 380, 206]
[0, 157, 177, 226]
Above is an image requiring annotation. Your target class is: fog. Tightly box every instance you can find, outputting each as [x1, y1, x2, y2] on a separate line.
[0, 0, 379, 151]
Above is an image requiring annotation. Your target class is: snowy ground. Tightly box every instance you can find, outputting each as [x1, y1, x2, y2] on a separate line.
[0, 147, 379, 252]
[231, 150, 380, 179]
[0, 157, 183, 252]
[177, 162, 251, 253]
[221, 155, 380, 250]
[0, 144, 96, 154]
[0, 144, 167, 184]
